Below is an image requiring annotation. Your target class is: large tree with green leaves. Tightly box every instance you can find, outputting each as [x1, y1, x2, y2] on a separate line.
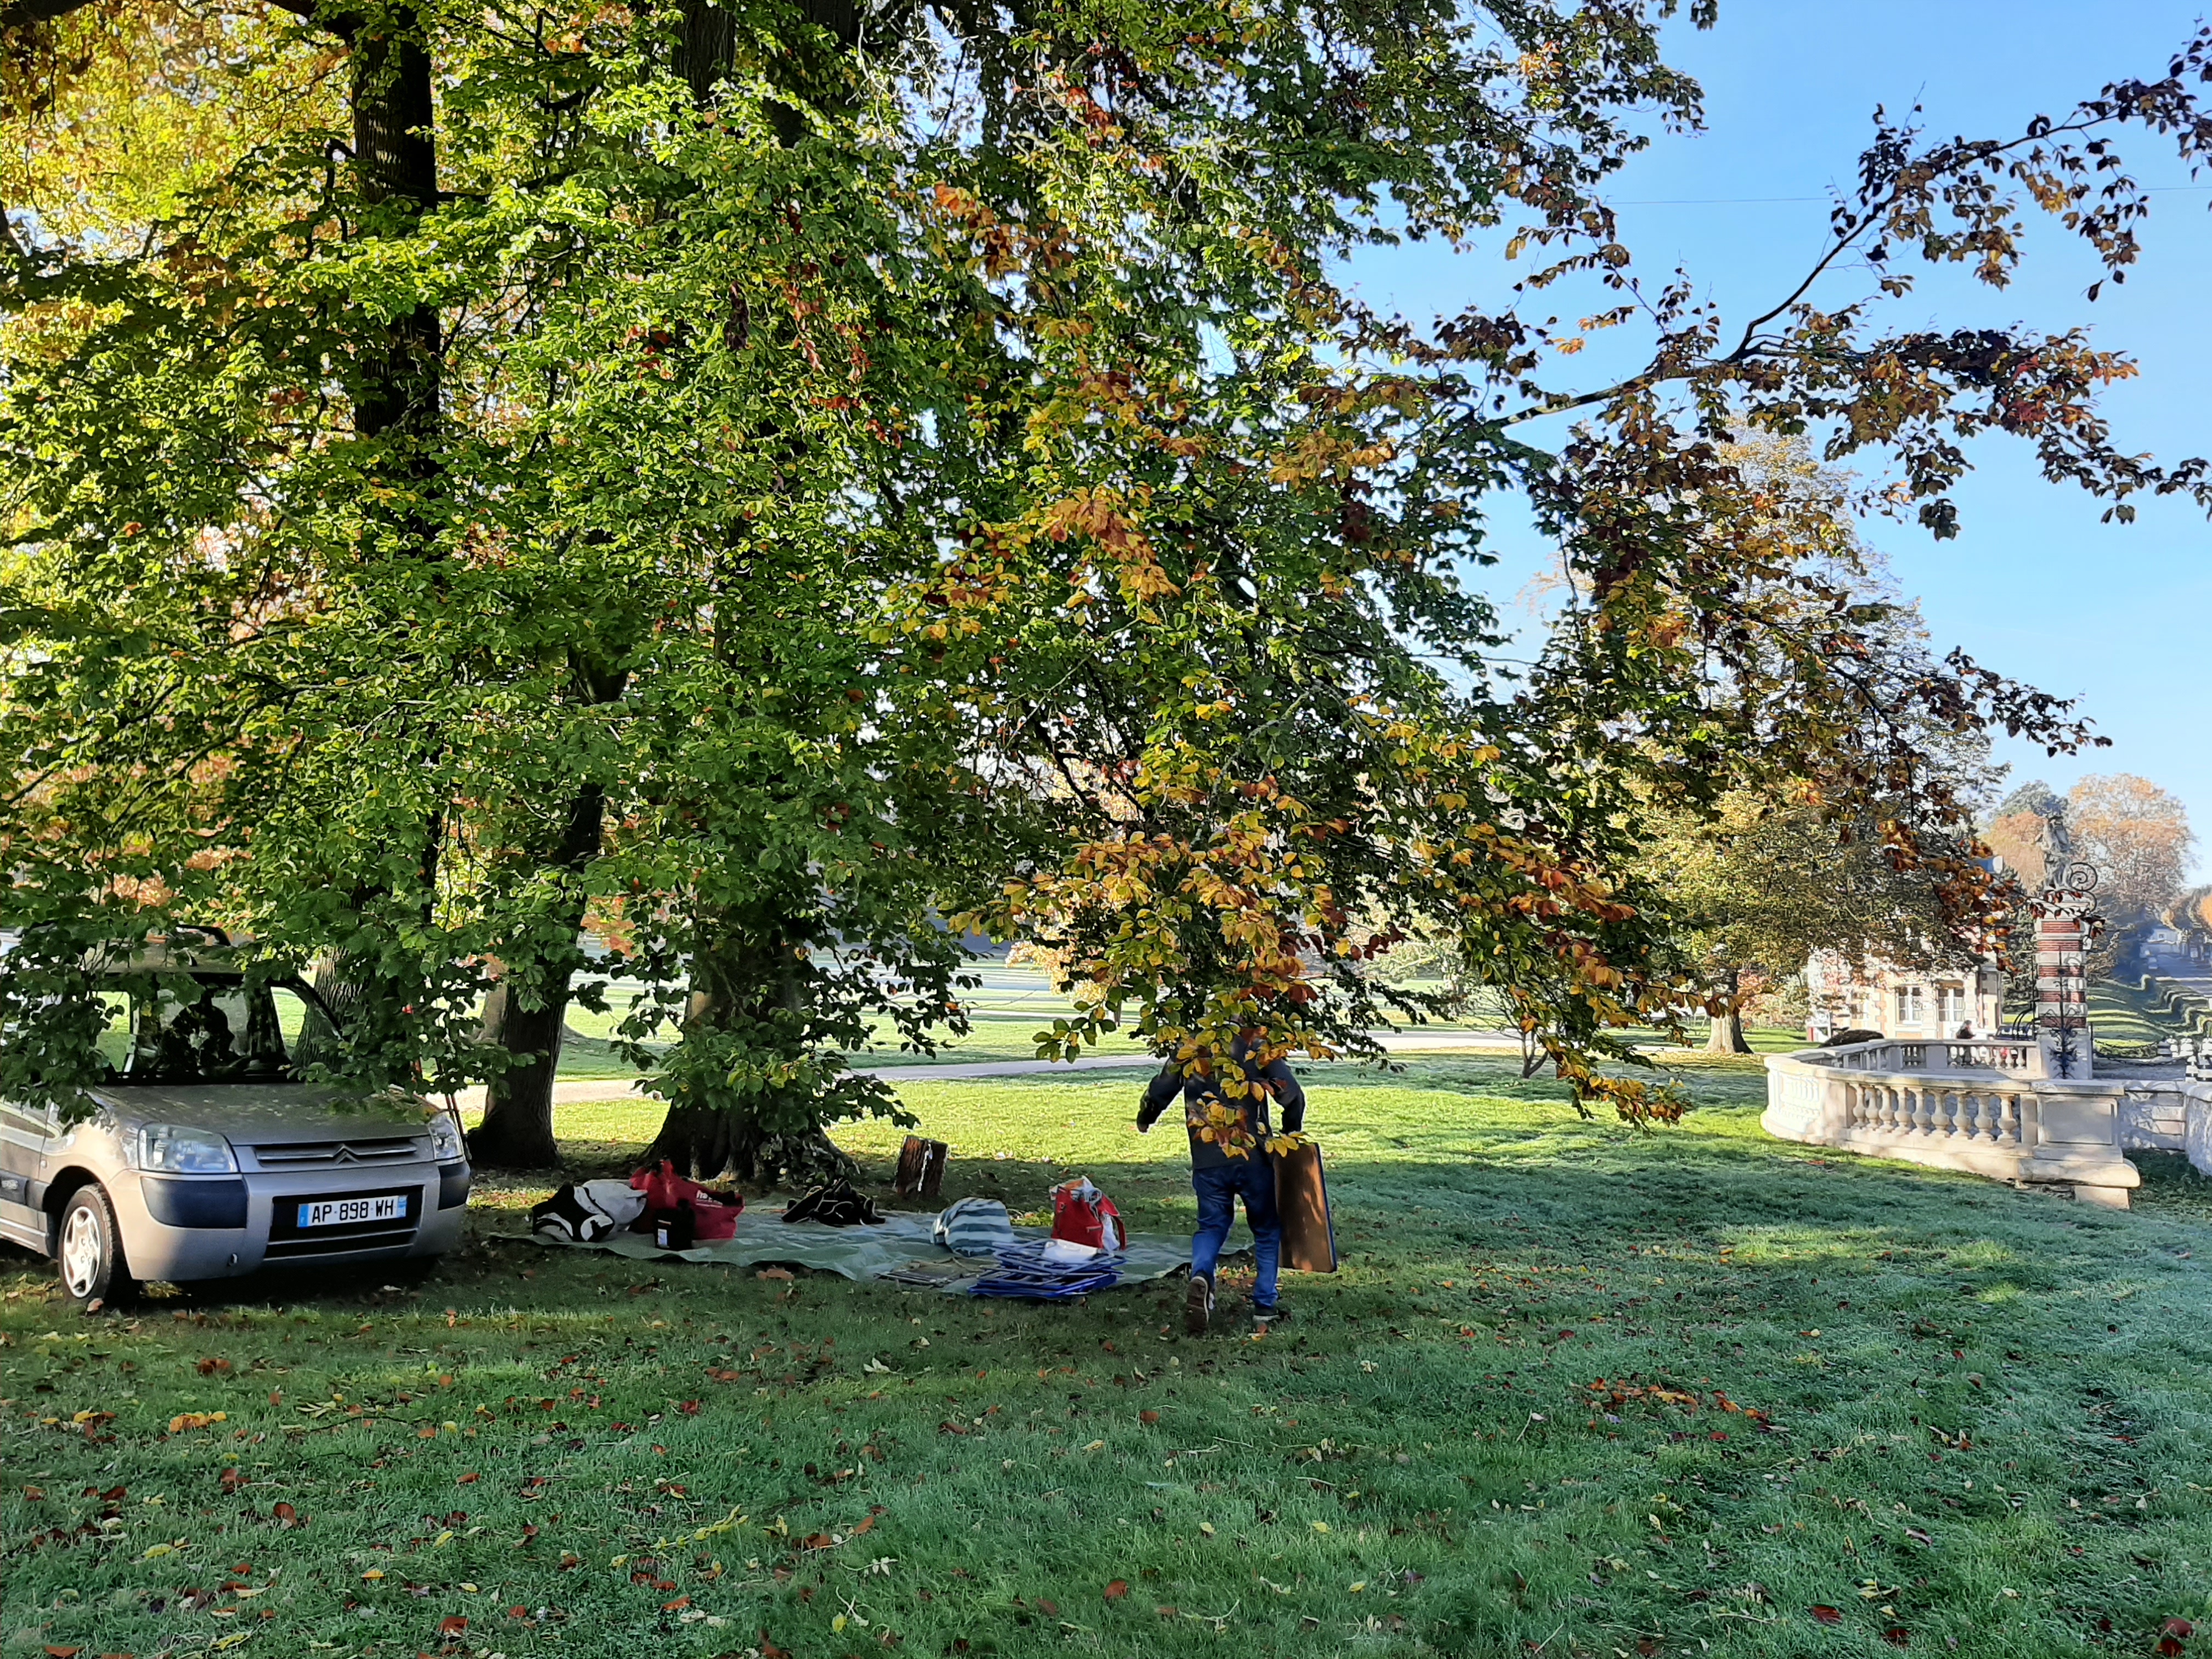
[4, 0, 2210, 1167]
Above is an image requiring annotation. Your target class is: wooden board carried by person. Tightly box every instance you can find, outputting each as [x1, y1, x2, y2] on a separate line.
[1272, 1141, 1338, 1273]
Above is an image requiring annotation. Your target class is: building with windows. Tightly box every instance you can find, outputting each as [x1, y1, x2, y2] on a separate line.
[1803, 951, 2009, 1042]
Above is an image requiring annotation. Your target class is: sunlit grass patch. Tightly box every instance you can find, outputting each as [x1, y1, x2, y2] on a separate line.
[10, 1057, 2212, 1656]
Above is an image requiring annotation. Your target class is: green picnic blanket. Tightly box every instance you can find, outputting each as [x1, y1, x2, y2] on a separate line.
[524, 1206, 1190, 1293]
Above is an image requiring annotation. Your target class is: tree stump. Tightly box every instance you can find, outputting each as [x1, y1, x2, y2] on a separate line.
[894, 1135, 948, 1200]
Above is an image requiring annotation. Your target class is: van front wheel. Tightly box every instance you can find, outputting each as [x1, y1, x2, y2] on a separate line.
[56, 1184, 133, 1307]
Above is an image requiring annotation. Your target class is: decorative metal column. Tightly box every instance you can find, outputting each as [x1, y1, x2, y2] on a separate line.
[2033, 815, 2101, 1080]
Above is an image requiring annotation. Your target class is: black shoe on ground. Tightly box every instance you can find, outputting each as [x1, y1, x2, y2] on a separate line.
[1184, 1272, 1214, 1336]
[1252, 1302, 1289, 1327]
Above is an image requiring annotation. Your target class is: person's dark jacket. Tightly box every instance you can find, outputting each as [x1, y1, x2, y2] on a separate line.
[1137, 1038, 1306, 1171]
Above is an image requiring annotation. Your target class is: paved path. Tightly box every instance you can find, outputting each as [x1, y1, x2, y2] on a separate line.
[448, 1029, 1529, 1112]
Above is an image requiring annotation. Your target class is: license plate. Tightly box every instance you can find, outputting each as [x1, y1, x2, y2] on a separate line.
[296, 1193, 408, 1229]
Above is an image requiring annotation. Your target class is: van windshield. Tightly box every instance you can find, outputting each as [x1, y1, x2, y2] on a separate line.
[94, 975, 344, 1085]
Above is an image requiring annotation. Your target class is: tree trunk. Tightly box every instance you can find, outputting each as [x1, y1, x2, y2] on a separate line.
[467, 982, 566, 1168]
[343, 3, 440, 444]
[642, 904, 863, 1188]
[467, 778, 609, 1170]
[1706, 966, 1753, 1054]
[644, 1102, 855, 1189]
[641, 4, 872, 1193]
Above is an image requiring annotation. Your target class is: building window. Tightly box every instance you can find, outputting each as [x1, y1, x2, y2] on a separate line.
[1894, 984, 1925, 1029]
[1937, 985, 1965, 1030]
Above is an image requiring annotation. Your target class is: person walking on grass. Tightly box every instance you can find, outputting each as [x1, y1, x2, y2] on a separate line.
[1137, 1030, 1306, 1335]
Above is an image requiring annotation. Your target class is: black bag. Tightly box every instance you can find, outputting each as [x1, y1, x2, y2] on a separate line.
[533, 1185, 622, 1244]
[646, 1202, 697, 1250]
[780, 1179, 882, 1228]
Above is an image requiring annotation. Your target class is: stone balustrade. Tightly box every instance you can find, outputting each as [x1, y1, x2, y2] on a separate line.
[1763, 1038, 2138, 1208]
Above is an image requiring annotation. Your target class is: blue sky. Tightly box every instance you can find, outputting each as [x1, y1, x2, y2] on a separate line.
[1341, 2, 2212, 866]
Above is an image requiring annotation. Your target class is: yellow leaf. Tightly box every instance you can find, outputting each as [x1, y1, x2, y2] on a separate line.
[1311, 1521, 1329, 1533]
[361, 1568, 384, 1581]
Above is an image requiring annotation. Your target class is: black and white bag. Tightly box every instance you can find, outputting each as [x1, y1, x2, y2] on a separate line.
[531, 1178, 647, 1243]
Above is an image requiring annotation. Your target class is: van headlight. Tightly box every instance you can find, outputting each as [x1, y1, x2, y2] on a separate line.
[426, 1113, 465, 1163]
[135, 1124, 238, 1174]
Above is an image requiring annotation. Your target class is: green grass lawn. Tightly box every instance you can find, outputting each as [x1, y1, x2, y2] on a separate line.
[547, 963, 1511, 1080]
[2089, 979, 2190, 1051]
[11, 1058, 2212, 1657]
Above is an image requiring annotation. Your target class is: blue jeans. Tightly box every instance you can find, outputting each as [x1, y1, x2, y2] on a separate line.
[1190, 1159, 1282, 1308]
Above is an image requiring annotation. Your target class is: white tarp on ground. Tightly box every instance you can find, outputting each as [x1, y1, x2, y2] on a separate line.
[524, 1206, 1192, 1293]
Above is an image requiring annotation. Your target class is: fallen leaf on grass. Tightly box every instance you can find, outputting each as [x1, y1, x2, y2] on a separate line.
[2160, 1618, 2196, 1657]
[1812, 1606, 1843, 1625]
[1883, 1629, 1910, 1647]
[757, 1268, 794, 1282]
[1905, 1528, 1933, 1547]
[678, 1399, 701, 1415]
[21, 1485, 44, 1500]
[168, 1412, 226, 1433]
[456, 1472, 481, 1485]
[1104, 1581, 1128, 1601]
[1139, 1410, 1160, 1425]
[438, 1614, 467, 1634]
[663, 1595, 692, 1612]
[197, 1357, 233, 1375]
[362, 1569, 385, 1582]
[272, 1501, 302, 1527]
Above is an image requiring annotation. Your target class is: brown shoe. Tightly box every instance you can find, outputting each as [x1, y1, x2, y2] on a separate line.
[1184, 1272, 1214, 1336]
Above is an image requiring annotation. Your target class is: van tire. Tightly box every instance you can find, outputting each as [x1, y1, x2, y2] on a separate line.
[55, 1183, 134, 1307]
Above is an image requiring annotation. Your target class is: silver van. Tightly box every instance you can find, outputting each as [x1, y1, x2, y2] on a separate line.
[0, 945, 470, 1304]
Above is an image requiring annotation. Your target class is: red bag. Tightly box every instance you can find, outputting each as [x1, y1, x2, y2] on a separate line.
[1049, 1178, 1123, 1254]
[630, 1160, 744, 1243]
